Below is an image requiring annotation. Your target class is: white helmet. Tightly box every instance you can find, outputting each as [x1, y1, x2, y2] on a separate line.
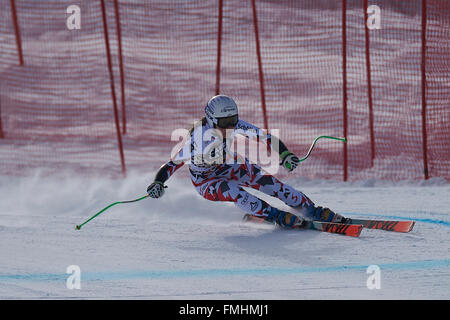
[205, 95, 239, 128]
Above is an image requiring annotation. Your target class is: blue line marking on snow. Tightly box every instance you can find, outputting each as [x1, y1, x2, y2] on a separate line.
[1, 259, 450, 282]
[344, 212, 450, 228]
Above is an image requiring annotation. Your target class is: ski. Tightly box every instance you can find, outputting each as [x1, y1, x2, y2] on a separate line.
[242, 214, 363, 237]
[305, 220, 363, 237]
[346, 218, 415, 233]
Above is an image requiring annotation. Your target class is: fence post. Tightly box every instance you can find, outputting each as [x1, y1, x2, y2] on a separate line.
[363, 0, 375, 167]
[342, 0, 348, 181]
[0, 95, 3, 139]
[100, 0, 126, 177]
[421, 0, 429, 180]
[113, 0, 127, 135]
[10, 0, 24, 66]
[215, 0, 223, 95]
[251, 0, 268, 130]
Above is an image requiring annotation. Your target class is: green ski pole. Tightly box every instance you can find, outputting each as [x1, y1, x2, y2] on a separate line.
[75, 194, 149, 230]
[299, 135, 347, 162]
[283, 135, 347, 170]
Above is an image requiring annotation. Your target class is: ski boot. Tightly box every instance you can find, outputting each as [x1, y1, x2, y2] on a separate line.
[300, 204, 351, 224]
[264, 206, 306, 229]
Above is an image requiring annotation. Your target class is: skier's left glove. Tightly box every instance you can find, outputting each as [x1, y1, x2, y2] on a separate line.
[147, 181, 167, 199]
[280, 151, 300, 172]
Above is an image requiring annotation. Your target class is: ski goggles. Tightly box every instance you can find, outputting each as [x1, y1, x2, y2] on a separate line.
[216, 115, 238, 128]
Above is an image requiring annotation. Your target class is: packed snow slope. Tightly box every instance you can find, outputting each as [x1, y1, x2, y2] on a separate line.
[0, 171, 449, 299]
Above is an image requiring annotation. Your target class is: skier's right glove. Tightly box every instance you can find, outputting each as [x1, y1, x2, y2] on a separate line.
[147, 181, 166, 199]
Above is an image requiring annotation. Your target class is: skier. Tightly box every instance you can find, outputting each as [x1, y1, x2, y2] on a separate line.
[146, 95, 348, 228]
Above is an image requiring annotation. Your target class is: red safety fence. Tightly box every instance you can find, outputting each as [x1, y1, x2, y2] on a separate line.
[0, 0, 448, 181]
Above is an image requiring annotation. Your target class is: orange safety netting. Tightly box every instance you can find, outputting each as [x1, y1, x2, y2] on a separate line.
[0, 0, 448, 180]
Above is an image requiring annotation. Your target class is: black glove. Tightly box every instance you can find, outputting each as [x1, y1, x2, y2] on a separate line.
[147, 181, 166, 199]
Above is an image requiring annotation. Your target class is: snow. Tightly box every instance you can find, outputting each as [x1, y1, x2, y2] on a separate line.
[1, 170, 449, 299]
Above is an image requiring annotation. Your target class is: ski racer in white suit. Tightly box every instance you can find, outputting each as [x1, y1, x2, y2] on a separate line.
[146, 95, 348, 228]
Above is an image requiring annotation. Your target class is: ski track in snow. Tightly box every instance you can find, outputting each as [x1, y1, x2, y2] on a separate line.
[0, 171, 449, 299]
